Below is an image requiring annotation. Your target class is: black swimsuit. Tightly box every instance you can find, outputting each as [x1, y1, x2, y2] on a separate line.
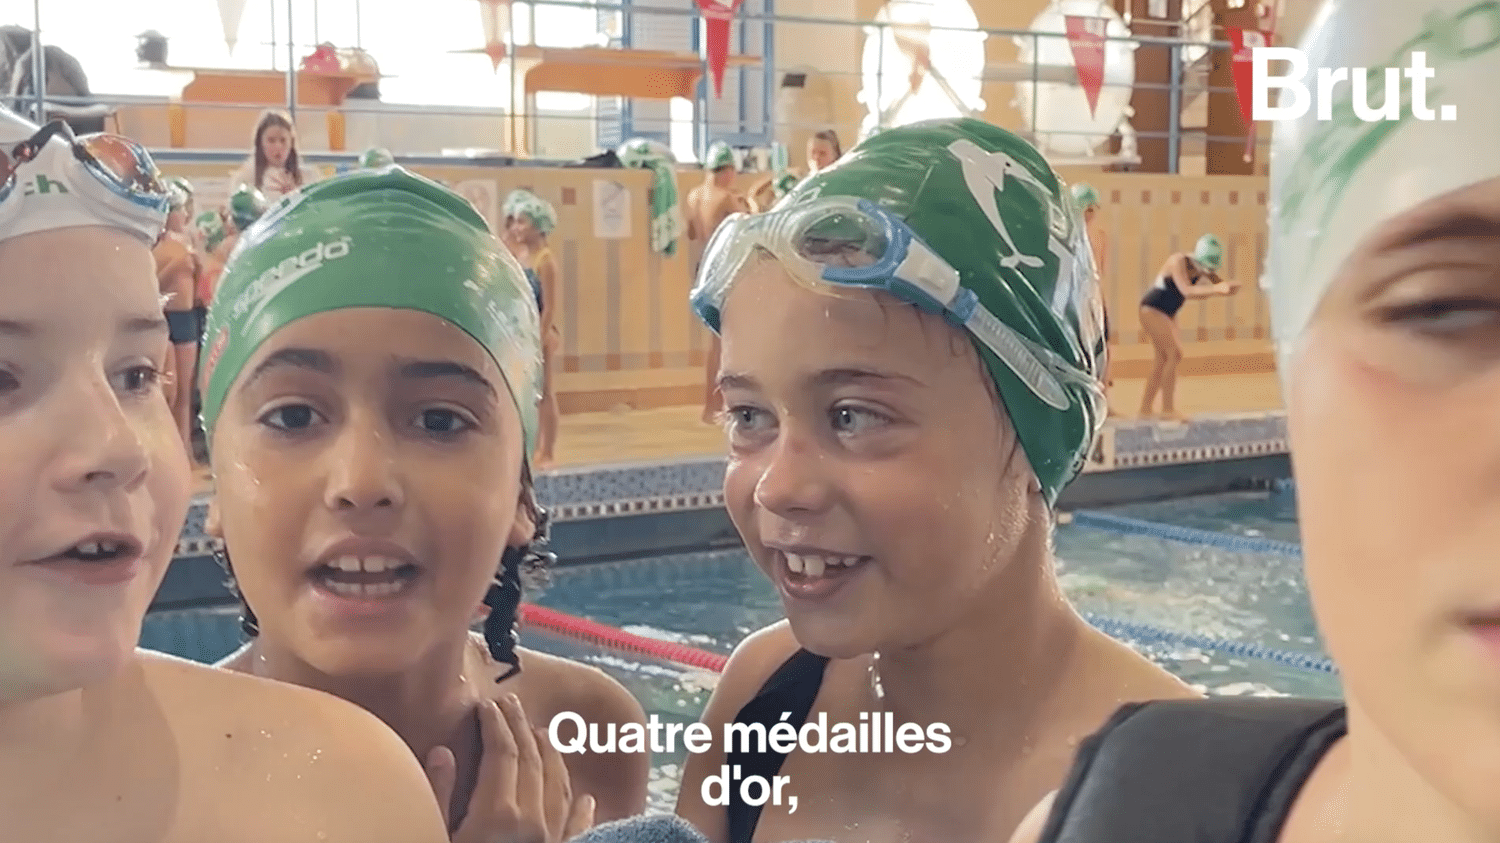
[1038, 697, 1345, 842]
[725, 649, 831, 843]
[1139, 260, 1204, 319]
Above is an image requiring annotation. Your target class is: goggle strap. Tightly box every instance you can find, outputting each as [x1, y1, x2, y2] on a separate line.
[964, 306, 1071, 410]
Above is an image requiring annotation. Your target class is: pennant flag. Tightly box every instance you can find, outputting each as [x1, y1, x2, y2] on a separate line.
[696, 0, 746, 98]
[217, 0, 248, 53]
[1064, 15, 1108, 116]
[1228, 27, 1273, 161]
[478, 0, 512, 70]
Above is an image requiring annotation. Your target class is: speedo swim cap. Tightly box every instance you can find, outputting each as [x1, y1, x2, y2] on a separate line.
[198, 166, 543, 457]
[704, 118, 1105, 503]
[1266, 0, 1500, 370]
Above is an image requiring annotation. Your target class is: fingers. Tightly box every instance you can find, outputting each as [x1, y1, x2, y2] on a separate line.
[502, 696, 547, 826]
[536, 724, 574, 839]
[562, 794, 596, 842]
[460, 698, 522, 838]
[423, 744, 458, 833]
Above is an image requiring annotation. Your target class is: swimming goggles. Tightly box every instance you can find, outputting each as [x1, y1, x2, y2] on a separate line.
[690, 196, 1078, 410]
[0, 118, 170, 245]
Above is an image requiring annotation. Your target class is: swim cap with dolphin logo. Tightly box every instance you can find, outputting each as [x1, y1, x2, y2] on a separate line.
[505, 189, 556, 234]
[1266, 0, 1500, 371]
[227, 184, 268, 231]
[1192, 233, 1223, 271]
[692, 117, 1106, 504]
[198, 166, 543, 458]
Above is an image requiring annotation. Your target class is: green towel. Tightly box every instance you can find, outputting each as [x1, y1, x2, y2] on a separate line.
[617, 138, 682, 257]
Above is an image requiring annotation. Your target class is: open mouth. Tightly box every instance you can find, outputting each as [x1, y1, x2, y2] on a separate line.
[783, 552, 870, 580]
[310, 555, 421, 600]
[57, 538, 141, 563]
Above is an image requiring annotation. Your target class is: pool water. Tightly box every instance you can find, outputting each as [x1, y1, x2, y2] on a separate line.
[524, 488, 1333, 811]
[140, 488, 1333, 814]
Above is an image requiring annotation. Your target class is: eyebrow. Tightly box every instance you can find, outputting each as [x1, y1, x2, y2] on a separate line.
[240, 347, 497, 399]
[394, 357, 497, 398]
[718, 367, 923, 391]
[1373, 210, 1500, 253]
[0, 315, 169, 338]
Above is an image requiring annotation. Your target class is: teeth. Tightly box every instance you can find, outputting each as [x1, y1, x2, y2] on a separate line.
[71, 540, 123, 557]
[784, 553, 864, 578]
[322, 579, 407, 598]
[327, 555, 405, 573]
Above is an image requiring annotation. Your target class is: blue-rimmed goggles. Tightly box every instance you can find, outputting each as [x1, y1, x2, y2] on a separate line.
[689, 196, 1077, 410]
[0, 119, 170, 244]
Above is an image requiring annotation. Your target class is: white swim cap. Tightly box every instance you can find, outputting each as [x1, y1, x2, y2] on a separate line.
[0, 119, 170, 247]
[1265, 0, 1500, 369]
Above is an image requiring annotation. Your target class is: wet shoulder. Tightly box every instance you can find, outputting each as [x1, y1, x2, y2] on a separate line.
[507, 645, 646, 728]
[137, 652, 448, 841]
[707, 621, 803, 723]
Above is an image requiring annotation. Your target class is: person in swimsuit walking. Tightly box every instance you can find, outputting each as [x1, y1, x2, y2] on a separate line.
[1137, 234, 1237, 420]
[505, 190, 562, 468]
[1008, 2, 1500, 841]
[675, 118, 1195, 843]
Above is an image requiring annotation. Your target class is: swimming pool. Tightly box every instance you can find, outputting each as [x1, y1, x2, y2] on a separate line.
[139, 486, 1333, 814]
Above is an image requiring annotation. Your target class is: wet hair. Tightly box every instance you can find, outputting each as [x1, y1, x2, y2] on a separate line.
[811, 129, 843, 160]
[250, 109, 304, 192]
[213, 467, 553, 682]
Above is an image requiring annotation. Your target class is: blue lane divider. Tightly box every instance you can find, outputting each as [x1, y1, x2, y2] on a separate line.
[1083, 613, 1335, 675]
[1068, 510, 1303, 558]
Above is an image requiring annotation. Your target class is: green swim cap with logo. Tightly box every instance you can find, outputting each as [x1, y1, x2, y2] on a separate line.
[195, 209, 227, 252]
[1192, 233, 1223, 271]
[739, 118, 1106, 503]
[705, 141, 736, 171]
[228, 185, 268, 231]
[198, 166, 543, 458]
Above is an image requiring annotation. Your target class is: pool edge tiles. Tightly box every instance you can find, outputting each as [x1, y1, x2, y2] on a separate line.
[170, 411, 1287, 558]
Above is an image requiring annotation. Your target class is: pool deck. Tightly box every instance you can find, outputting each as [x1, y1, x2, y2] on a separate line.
[173, 371, 1287, 558]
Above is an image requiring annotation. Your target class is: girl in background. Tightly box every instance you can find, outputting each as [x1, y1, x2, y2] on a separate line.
[504, 190, 563, 469]
[1137, 235, 1237, 421]
[230, 109, 319, 203]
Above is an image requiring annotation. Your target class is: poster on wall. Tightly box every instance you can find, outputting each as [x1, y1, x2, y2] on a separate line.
[592, 180, 631, 239]
[455, 179, 500, 234]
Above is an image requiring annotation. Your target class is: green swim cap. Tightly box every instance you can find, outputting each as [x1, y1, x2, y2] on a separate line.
[1192, 233, 1223, 271]
[198, 166, 543, 458]
[772, 172, 799, 199]
[705, 141, 736, 171]
[768, 118, 1106, 504]
[1070, 182, 1100, 211]
[228, 185, 268, 231]
[505, 189, 556, 235]
[195, 209, 227, 252]
[359, 147, 395, 169]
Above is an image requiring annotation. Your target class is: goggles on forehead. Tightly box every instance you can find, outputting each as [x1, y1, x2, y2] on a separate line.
[689, 195, 1078, 410]
[0, 119, 170, 245]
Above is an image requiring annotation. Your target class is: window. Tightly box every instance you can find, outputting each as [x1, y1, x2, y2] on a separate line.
[857, 0, 984, 136]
